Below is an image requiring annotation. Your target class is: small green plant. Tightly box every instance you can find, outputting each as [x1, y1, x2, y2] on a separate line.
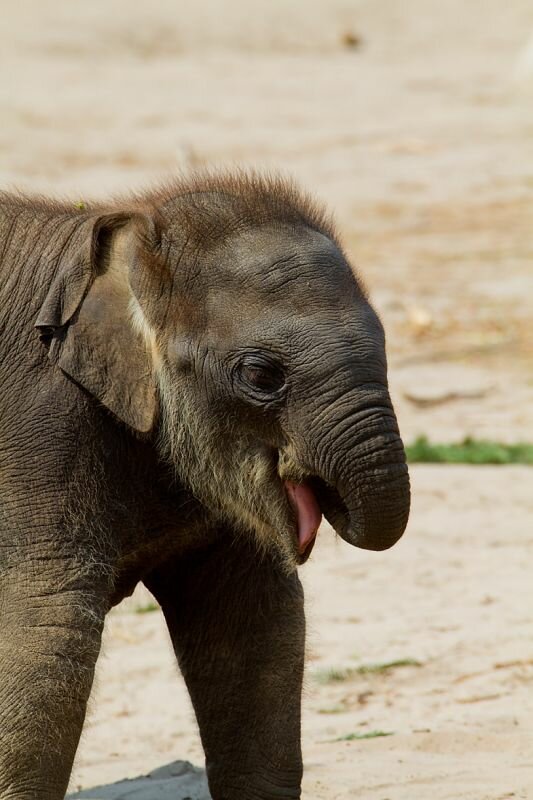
[355, 658, 422, 674]
[313, 658, 422, 685]
[406, 436, 533, 465]
[134, 601, 159, 614]
[318, 705, 347, 715]
[313, 667, 354, 685]
[333, 730, 394, 742]
[74, 200, 86, 210]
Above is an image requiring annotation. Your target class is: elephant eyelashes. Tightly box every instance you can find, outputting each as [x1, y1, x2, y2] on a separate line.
[234, 354, 286, 401]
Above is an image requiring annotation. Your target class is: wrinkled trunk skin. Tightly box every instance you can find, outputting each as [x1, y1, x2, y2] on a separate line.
[335, 438, 409, 551]
[304, 385, 410, 551]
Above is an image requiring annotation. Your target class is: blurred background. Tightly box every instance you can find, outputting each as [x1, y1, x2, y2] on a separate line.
[1, 2, 532, 798]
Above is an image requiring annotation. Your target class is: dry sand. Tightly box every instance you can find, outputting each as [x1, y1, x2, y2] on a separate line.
[68, 467, 533, 800]
[1, 1, 532, 797]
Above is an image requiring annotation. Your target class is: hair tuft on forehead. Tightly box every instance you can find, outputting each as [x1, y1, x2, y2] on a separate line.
[128, 169, 339, 249]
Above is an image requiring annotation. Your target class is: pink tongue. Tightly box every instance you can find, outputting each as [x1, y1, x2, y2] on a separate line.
[285, 481, 322, 553]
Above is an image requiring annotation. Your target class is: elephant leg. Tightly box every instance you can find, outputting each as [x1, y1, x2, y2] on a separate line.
[0, 556, 107, 800]
[146, 536, 305, 800]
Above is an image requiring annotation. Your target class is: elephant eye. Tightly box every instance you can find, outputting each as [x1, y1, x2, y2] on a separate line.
[235, 354, 286, 398]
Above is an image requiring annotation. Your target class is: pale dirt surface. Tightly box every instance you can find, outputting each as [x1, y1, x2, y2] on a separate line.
[1, 1, 532, 798]
[69, 468, 533, 800]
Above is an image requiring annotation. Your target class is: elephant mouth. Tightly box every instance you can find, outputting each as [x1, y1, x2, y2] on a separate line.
[308, 476, 350, 536]
[284, 476, 349, 564]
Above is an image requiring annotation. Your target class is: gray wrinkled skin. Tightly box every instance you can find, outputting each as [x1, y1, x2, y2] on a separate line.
[0, 172, 409, 800]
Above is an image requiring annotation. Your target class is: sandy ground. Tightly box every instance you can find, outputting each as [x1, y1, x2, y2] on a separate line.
[1, 1, 532, 797]
[69, 467, 533, 800]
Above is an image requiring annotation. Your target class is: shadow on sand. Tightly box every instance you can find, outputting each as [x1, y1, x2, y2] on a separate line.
[68, 761, 211, 799]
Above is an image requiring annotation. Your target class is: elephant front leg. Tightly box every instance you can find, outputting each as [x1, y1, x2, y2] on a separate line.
[0, 559, 107, 800]
[147, 537, 305, 800]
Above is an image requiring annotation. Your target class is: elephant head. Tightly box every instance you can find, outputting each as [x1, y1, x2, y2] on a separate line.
[36, 173, 410, 569]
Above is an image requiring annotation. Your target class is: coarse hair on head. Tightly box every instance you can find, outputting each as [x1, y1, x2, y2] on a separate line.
[128, 168, 340, 252]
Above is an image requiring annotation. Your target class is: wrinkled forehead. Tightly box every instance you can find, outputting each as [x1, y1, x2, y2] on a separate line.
[186, 223, 385, 373]
[209, 224, 363, 307]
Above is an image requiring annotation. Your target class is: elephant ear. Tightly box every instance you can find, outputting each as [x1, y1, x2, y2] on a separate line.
[35, 214, 158, 434]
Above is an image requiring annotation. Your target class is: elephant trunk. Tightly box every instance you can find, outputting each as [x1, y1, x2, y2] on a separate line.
[333, 435, 410, 551]
[300, 386, 410, 552]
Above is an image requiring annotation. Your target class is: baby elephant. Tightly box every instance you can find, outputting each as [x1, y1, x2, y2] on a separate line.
[0, 173, 409, 799]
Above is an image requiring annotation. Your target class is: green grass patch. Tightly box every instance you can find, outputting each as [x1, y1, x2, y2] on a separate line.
[333, 730, 394, 742]
[313, 658, 422, 685]
[318, 705, 347, 715]
[134, 602, 159, 614]
[355, 658, 423, 675]
[406, 436, 533, 465]
[313, 667, 354, 685]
